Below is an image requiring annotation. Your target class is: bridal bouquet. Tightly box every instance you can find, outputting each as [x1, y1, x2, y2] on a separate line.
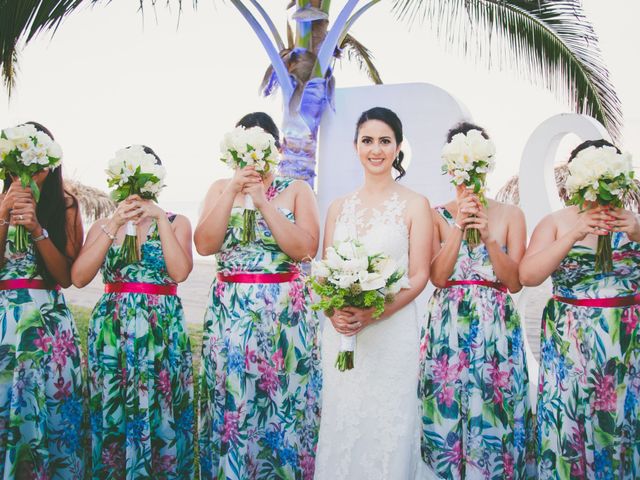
[220, 126, 279, 244]
[310, 239, 409, 371]
[0, 124, 63, 251]
[106, 145, 166, 263]
[565, 144, 636, 272]
[441, 129, 496, 246]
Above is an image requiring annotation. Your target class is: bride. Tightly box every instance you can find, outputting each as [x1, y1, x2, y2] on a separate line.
[315, 107, 433, 479]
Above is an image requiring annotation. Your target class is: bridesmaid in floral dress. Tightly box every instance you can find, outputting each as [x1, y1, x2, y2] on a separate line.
[0, 122, 87, 479]
[419, 123, 534, 479]
[520, 139, 640, 479]
[72, 146, 194, 479]
[195, 112, 321, 480]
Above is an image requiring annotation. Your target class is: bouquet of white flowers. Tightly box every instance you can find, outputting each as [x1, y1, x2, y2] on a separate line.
[441, 129, 496, 246]
[106, 145, 166, 263]
[565, 145, 636, 272]
[220, 126, 279, 244]
[310, 239, 409, 371]
[0, 124, 63, 251]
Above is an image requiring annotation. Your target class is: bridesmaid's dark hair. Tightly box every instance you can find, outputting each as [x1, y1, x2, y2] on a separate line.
[354, 107, 406, 180]
[236, 112, 281, 149]
[446, 121, 490, 143]
[2, 121, 78, 284]
[568, 139, 621, 163]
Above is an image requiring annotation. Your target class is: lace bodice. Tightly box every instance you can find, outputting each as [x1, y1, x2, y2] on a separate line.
[334, 191, 409, 278]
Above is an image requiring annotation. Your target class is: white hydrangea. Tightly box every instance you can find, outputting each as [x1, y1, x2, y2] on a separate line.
[566, 145, 635, 204]
[0, 124, 62, 169]
[441, 129, 495, 186]
[106, 144, 166, 198]
[220, 125, 279, 173]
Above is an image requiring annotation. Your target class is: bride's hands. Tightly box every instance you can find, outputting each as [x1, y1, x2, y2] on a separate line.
[336, 306, 377, 336]
[328, 309, 360, 335]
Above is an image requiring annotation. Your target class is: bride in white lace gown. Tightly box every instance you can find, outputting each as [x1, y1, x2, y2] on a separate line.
[315, 107, 433, 480]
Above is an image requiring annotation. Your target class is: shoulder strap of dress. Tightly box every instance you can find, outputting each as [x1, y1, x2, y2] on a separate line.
[266, 176, 294, 201]
[435, 206, 455, 225]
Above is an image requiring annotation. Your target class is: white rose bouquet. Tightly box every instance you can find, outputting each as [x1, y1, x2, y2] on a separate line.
[220, 126, 279, 244]
[441, 129, 496, 246]
[310, 239, 409, 371]
[106, 145, 166, 263]
[565, 145, 636, 272]
[0, 124, 63, 252]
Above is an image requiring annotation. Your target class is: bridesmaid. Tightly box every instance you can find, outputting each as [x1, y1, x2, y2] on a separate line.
[520, 139, 640, 479]
[0, 122, 87, 478]
[419, 122, 534, 479]
[72, 146, 195, 479]
[195, 112, 322, 480]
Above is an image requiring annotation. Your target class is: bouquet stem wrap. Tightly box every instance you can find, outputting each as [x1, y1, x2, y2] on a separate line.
[242, 194, 257, 244]
[14, 224, 29, 252]
[336, 335, 356, 371]
[120, 221, 139, 263]
[596, 232, 613, 273]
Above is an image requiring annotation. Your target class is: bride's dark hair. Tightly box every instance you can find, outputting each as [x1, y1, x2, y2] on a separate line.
[354, 107, 406, 180]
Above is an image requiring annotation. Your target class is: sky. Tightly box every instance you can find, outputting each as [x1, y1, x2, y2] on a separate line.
[1, 0, 638, 208]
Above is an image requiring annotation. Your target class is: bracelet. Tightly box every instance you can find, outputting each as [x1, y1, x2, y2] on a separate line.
[453, 222, 464, 231]
[100, 224, 116, 241]
[0, 218, 8, 226]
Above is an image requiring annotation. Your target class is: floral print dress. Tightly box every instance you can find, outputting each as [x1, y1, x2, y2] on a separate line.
[88, 215, 194, 480]
[0, 226, 87, 479]
[537, 233, 640, 479]
[199, 177, 322, 480]
[419, 207, 534, 479]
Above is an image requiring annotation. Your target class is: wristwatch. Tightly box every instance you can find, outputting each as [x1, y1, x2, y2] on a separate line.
[32, 228, 49, 242]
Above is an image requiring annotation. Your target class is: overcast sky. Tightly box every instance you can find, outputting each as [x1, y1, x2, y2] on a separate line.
[1, 0, 638, 203]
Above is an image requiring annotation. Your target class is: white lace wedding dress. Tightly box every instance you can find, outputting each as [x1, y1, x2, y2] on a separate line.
[315, 191, 426, 480]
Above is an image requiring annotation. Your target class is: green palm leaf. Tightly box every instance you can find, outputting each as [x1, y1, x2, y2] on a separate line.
[392, 0, 623, 140]
[339, 33, 382, 84]
[0, 0, 91, 93]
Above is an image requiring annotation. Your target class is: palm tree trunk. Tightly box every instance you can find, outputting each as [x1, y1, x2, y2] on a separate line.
[279, 113, 319, 186]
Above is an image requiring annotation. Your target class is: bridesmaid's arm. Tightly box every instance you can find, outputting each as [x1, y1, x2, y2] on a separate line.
[257, 181, 320, 261]
[193, 180, 236, 256]
[195, 168, 261, 256]
[12, 194, 83, 288]
[429, 211, 463, 288]
[133, 199, 193, 282]
[71, 201, 139, 288]
[155, 214, 193, 283]
[485, 206, 526, 293]
[0, 193, 10, 269]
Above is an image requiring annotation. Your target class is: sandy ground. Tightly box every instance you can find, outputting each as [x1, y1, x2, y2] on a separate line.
[64, 261, 550, 363]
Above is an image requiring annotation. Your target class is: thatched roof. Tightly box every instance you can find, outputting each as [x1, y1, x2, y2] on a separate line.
[65, 179, 115, 223]
[496, 163, 640, 212]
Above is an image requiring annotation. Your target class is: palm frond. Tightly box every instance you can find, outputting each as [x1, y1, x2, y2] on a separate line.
[338, 33, 382, 84]
[0, 0, 92, 93]
[392, 0, 623, 141]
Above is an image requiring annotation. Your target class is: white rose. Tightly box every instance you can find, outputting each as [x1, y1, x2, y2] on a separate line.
[47, 141, 63, 159]
[325, 247, 344, 270]
[0, 138, 15, 157]
[311, 260, 330, 279]
[359, 271, 386, 291]
[3, 124, 37, 141]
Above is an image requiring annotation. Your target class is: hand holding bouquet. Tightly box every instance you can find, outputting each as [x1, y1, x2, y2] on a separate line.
[310, 239, 409, 371]
[106, 145, 166, 263]
[220, 126, 278, 244]
[441, 129, 495, 246]
[565, 145, 636, 272]
[0, 124, 62, 251]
